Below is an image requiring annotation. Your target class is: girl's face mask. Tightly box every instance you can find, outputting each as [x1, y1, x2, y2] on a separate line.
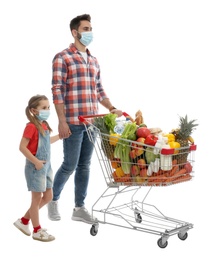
[36, 109, 50, 121]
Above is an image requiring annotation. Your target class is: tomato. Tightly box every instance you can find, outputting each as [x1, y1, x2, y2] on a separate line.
[144, 134, 158, 146]
[136, 127, 150, 138]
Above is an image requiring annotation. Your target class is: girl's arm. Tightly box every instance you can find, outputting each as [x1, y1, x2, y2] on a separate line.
[19, 137, 45, 170]
[50, 134, 60, 144]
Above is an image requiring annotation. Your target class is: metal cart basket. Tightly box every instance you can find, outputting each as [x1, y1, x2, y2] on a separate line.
[78, 113, 196, 248]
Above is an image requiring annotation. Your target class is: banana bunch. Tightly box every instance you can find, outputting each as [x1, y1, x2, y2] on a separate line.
[187, 136, 194, 144]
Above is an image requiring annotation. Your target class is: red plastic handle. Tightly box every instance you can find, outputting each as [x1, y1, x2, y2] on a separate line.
[78, 112, 134, 123]
[190, 144, 197, 151]
[122, 112, 134, 122]
[78, 114, 107, 123]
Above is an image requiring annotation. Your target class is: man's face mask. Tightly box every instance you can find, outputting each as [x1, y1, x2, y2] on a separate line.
[77, 31, 93, 46]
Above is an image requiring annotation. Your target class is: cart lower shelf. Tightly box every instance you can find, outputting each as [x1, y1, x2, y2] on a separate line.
[89, 186, 193, 248]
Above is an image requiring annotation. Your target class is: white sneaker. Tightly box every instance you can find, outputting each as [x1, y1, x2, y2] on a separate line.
[13, 219, 31, 236]
[72, 207, 97, 224]
[47, 200, 61, 221]
[32, 228, 55, 242]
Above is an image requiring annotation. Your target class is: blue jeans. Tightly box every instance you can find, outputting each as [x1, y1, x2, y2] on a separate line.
[52, 124, 95, 207]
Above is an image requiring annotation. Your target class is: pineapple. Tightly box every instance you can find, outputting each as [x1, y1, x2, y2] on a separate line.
[171, 115, 198, 164]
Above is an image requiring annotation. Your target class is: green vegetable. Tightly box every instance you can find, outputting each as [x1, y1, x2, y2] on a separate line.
[145, 147, 160, 164]
[93, 117, 109, 134]
[127, 132, 137, 141]
[114, 122, 137, 174]
[104, 113, 118, 133]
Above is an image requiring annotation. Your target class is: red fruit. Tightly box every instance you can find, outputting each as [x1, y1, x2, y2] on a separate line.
[129, 149, 137, 159]
[136, 137, 145, 144]
[131, 165, 140, 176]
[184, 162, 193, 173]
[140, 168, 147, 177]
[131, 142, 138, 149]
[144, 134, 158, 146]
[131, 139, 145, 157]
[136, 127, 151, 138]
[135, 146, 144, 156]
[137, 158, 146, 169]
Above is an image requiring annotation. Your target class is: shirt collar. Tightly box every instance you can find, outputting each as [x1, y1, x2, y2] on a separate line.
[69, 43, 91, 56]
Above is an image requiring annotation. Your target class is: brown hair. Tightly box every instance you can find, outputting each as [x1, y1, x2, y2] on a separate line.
[25, 94, 52, 136]
[69, 14, 91, 31]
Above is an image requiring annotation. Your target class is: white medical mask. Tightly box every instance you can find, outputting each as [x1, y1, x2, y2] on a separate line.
[36, 110, 50, 121]
[78, 31, 93, 46]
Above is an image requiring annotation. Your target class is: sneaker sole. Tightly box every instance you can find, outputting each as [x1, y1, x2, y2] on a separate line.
[71, 216, 97, 224]
[48, 216, 61, 221]
[33, 237, 55, 242]
[13, 222, 31, 236]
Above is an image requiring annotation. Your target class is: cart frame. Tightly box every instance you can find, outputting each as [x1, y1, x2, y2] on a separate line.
[79, 114, 195, 248]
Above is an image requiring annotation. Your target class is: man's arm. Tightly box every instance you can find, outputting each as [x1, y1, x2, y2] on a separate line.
[100, 98, 123, 117]
[54, 103, 71, 139]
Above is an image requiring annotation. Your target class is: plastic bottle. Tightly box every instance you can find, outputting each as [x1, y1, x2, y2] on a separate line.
[114, 121, 125, 135]
[153, 158, 160, 173]
[160, 144, 172, 171]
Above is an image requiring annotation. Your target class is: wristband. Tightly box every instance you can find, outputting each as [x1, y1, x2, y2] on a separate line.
[109, 106, 116, 112]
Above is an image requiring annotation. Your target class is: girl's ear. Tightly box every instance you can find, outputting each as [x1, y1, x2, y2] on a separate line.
[30, 108, 37, 115]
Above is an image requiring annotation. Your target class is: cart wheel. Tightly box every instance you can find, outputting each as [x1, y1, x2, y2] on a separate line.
[90, 225, 98, 236]
[178, 232, 188, 241]
[135, 213, 142, 223]
[157, 238, 168, 248]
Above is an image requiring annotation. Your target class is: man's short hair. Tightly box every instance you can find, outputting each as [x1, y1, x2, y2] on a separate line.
[70, 14, 91, 31]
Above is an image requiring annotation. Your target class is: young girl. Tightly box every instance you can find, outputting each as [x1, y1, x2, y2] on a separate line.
[14, 94, 60, 242]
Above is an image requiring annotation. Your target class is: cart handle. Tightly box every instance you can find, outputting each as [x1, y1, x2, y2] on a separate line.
[78, 112, 134, 124]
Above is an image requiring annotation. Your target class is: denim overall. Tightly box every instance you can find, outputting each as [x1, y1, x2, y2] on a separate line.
[25, 129, 53, 192]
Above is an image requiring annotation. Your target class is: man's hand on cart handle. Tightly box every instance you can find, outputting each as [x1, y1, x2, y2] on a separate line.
[110, 108, 123, 117]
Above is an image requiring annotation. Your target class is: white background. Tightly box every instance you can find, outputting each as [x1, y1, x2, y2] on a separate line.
[1, 0, 208, 258]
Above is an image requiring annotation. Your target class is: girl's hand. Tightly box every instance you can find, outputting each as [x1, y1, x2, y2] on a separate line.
[34, 160, 46, 170]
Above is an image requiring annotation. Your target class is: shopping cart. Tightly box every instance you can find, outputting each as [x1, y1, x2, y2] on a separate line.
[78, 113, 196, 248]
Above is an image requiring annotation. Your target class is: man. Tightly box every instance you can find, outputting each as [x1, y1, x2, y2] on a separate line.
[47, 14, 122, 224]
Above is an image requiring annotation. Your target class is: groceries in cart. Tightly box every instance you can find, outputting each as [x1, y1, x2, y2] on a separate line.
[78, 112, 196, 247]
[91, 112, 198, 186]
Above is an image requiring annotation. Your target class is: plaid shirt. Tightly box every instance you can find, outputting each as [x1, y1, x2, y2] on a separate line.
[51, 43, 108, 125]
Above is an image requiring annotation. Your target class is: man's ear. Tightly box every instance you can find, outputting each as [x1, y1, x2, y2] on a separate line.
[72, 29, 77, 38]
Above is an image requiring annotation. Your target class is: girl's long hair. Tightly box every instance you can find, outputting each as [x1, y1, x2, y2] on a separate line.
[25, 94, 52, 135]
